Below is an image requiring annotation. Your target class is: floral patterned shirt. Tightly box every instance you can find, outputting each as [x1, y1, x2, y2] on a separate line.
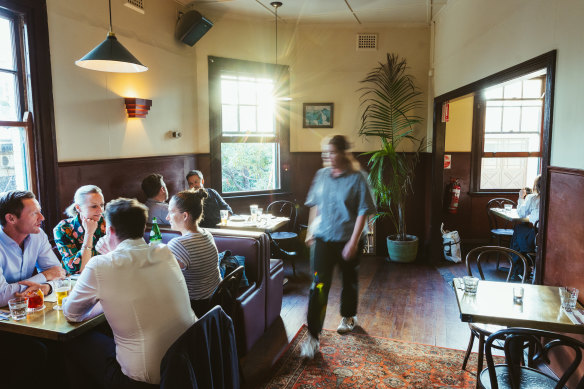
[53, 215, 106, 274]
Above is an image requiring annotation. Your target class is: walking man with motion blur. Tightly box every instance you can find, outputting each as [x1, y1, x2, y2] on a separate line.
[301, 135, 376, 359]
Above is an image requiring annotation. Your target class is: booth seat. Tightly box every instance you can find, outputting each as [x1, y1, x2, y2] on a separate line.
[144, 226, 284, 356]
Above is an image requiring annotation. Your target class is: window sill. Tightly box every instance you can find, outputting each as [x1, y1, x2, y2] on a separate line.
[468, 191, 519, 197]
[222, 191, 292, 200]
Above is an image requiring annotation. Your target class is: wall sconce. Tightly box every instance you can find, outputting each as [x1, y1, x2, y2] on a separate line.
[124, 98, 152, 118]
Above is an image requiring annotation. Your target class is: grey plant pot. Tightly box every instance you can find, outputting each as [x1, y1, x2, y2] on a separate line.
[386, 234, 419, 263]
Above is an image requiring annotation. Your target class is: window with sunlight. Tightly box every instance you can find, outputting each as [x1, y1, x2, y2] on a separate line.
[479, 71, 544, 190]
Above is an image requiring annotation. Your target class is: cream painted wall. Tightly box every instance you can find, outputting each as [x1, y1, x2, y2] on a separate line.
[444, 95, 473, 152]
[434, 0, 584, 169]
[193, 18, 430, 152]
[47, 0, 197, 161]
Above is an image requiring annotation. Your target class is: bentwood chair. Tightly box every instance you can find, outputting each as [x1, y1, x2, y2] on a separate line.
[486, 198, 516, 270]
[480, 328, 584, 389]
[267, 200, 300, 276]
[209, 266, 244, 321]
[462, 246, 529, 385]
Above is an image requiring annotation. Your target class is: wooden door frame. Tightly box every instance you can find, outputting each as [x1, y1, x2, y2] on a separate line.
[428, 50, 556, 284]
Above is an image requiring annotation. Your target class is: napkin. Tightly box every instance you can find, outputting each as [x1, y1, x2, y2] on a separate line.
[453, 277, 464, 290]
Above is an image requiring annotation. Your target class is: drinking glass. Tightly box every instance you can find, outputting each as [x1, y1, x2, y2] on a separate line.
[463, 276, 479, 295]
[513, 286, 524, 304]
[54, 278, 71, 310]
[250, 204, 258, 222]
[26, 288, 44, 312]
[257, 208, 264, 221]
[8, 297, 28, 320]
[559, 287, 579, 312]
[220, 210, 229, 226]
[504, 204, 513, 211]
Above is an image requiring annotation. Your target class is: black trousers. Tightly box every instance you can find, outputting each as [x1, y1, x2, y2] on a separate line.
[64, 330, 159, 389]
[0, 333, 50, 389]
[306, 238, 362, 339]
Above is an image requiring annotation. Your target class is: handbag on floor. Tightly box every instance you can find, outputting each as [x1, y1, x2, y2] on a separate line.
[441, 223, 462, 263]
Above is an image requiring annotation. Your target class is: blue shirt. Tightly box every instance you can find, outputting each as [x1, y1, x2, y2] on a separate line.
[0, 226, 61, 306]
[145, 199, 170, 225]
[305, 167, 376, 242]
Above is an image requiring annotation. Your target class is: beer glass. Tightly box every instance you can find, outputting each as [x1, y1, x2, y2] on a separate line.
[54, 278, 71, 310]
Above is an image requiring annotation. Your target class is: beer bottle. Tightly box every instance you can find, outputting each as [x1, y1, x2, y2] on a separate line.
[150, 217, 163, 244]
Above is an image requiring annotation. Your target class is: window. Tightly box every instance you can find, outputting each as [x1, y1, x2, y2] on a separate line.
[209, 56, 290, 195]
[474, 71, 545, 191]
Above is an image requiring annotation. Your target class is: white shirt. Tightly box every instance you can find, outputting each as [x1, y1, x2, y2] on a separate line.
[517, 193, 540, 225]
[63, 238, 196, 384]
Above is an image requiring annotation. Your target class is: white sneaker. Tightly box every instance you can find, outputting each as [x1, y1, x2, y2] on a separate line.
[300, 334, 319, 359]
[337, 316, 358, 334]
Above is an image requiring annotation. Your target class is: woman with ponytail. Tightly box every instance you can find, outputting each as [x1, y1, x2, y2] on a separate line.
[166, 189, 222, 316]
[53, 185, 106, 274]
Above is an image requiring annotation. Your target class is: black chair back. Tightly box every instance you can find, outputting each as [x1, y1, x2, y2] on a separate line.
[267, 200, 298, 233]
[466, 246, 528, 283]
[210, 266, 244, 319]
[486, 198, 516, 231]
[483, 328, 584, 389]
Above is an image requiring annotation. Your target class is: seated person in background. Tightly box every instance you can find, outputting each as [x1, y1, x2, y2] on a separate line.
[166, 189, 222, 317]
[510, 175, 541, 280]
[141, 173, 170, 225]
[0, 191, 66, 389]
[53, 185, 106, 274]
[63, 198, 196, 388]
[186, 170, 232, 228]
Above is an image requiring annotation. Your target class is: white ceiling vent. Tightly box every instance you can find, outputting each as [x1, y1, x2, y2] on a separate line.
[356, 33, 377, 51]
[124, 0, 145, 14]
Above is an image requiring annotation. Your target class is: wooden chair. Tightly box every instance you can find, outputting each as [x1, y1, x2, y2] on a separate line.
[267, 200, 300, 276]
[480, 327, 584, 389]
[462, 246, 529, 384]
[486, 198, 516, 270]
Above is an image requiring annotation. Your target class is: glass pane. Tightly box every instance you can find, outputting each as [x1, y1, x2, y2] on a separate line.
[238, 81, 257, 105]
[520, 106, 542, 133]
[221, 142, 278, 193]
[484, 133, 541, 153]
[484, 86, 502, 99]
[503, 82, 522, 99]
[220, 79, 238, 105]
[0, 72, 18, 121]
[239, 106, 256, 133]
[257, 102, 274, 134]
[221, 105, 238, 133]
[0, 126, 29, 191]
[523, 79, 542, 98]
[502, 107, 520, 132]
[0, 17, 15, 71]
[480, 157, 540, 190]
[485, 107, 502, 133]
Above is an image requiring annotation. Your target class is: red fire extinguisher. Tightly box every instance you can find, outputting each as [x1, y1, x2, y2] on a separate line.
[448, 179, 461, 214]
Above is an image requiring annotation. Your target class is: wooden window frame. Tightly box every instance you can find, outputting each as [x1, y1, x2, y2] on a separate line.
[208, 56, 290, 198]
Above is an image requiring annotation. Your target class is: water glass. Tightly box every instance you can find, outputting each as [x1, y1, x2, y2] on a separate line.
[513, 286, 524, 304]
[250, 204, 258, 222]
[504, 204, 513, 211]
[8, 297, 28, 320]
[220, 210, 229, 226]
[559, 287, 579, 312]
[463, 276, 479, 295]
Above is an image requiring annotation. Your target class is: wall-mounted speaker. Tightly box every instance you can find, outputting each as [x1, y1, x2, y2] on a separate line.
[175, 10, 213, 46]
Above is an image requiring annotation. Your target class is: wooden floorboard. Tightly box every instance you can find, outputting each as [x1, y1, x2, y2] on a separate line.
[241, 254, 507, 387]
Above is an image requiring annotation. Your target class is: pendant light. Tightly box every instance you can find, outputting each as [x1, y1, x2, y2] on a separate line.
[271, 2, 291, 101]
[75, 0, 148, 73]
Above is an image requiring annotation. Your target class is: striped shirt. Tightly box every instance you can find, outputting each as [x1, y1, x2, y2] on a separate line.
[167, 229, 221, 300]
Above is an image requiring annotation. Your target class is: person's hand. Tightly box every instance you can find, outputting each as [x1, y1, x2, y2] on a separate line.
[342, 240, 358, 261]
[95, 233, 115, 254]
[518, 188, 526, 200]
[16, 281, 50, 297]
[41, 265, 66, 281]
[82, 217, 99, 236]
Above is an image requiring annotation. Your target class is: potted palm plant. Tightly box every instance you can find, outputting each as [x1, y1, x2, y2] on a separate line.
[359, 53, 425, 263]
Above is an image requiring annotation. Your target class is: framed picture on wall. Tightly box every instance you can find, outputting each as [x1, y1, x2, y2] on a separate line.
[303, 103, 334, 128]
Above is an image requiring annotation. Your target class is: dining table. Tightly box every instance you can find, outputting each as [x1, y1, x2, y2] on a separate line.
[217, 214, 290, 233]
[0, 300, 106, 341]
[490, 207, 530, 223]
[453, 279, 584, 334]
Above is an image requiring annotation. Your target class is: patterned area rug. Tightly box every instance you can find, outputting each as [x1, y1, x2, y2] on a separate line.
[261, 325, 501, 388]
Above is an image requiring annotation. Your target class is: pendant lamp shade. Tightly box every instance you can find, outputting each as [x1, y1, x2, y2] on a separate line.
[76, 32, 147, 73]
[75, 0, 147, 73]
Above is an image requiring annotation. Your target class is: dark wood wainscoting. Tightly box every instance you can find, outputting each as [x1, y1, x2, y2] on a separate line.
[58, 155, 197, 215]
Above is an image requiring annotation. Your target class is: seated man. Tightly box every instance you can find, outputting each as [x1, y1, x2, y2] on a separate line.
[141, 173, 170, 225]
[186, 170, 232, 228]
[63, 198, 196, 388]
[0, 190, 65, 306]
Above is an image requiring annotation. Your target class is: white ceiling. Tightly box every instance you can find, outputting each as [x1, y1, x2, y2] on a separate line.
[172, 0, 448, 25]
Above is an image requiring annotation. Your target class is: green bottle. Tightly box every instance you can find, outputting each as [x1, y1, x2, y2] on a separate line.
[149, 217, 162, 244]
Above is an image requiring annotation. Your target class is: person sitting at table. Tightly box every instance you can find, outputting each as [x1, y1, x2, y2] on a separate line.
[141, 173, 170, 225]
[166, 189, 222, 317]
[510, 175, 541, 280]
[186, 169, 232, 228]
[53, 185, 107, 274]
[0, 190, 66, 389]
[63, 198, 196, 388]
